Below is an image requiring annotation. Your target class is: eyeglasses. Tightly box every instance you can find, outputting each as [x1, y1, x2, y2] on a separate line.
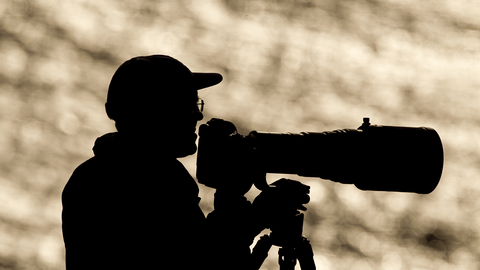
[197, 98, 205, 112]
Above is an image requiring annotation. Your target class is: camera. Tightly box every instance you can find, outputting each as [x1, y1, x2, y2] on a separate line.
[196, 118, 444, 194]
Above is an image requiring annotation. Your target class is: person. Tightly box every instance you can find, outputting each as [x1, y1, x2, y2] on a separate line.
[61, 55, 265, 270]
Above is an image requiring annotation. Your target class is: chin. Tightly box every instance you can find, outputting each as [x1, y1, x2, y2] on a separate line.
[174, 143, 197, 158]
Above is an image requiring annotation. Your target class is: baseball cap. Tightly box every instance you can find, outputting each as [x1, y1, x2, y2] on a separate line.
[105, 55, 222, 120]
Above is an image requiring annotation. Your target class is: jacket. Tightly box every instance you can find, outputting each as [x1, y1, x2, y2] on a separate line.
[62, 132, 259, 269]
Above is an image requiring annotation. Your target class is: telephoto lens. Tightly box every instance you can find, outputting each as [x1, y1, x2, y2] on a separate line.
[197, 118, 444, 194]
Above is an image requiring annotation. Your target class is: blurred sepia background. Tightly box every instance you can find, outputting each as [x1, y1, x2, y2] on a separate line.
[0, 0, 479, 269]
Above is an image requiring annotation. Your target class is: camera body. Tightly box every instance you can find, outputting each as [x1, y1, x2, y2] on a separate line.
[196, 118, 444, 194]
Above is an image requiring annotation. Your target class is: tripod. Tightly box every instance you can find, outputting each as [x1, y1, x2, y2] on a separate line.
[250, 179, 316, 270]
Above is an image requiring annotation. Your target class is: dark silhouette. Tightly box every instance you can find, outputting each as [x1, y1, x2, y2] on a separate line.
[61, 55, 265, 270]
[197, 118, 444, 194]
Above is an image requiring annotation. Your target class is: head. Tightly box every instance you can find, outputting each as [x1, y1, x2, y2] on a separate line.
[105, 55, 222, 158]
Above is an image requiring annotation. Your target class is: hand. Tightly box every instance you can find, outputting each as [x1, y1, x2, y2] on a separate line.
[252, 179, 310, 229]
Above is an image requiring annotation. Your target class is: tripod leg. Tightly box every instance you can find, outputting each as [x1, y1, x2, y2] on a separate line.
[251, 235, 273, 270]
[278, 247, 297, 270]
[296, 237, 316, 270]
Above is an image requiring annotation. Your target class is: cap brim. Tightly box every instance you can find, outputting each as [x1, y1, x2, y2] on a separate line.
[192, 73, 223, 90]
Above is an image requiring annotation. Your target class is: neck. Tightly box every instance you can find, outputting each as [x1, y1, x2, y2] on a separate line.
[117, 131, 177, 159]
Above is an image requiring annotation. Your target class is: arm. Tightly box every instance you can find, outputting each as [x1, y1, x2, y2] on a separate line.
[205, 190, 265, 270]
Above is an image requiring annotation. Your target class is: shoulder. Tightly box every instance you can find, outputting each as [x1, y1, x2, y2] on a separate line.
[62, 157, 104, 201]
[68, 157, 104, 183]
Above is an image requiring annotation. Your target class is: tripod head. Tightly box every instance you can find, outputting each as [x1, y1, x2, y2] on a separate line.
[253, 179, 310, 246]
[251, 179, 316, 270]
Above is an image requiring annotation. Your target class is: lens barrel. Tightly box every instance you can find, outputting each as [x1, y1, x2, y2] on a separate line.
[250, 123, 443, 194]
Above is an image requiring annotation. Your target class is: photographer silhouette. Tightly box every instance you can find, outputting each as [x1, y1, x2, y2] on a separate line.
[62, 55, 267, 270]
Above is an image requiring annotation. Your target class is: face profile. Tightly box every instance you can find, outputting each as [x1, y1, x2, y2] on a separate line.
[161, 91, 205, 158]
[104, 55, 222, 158]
